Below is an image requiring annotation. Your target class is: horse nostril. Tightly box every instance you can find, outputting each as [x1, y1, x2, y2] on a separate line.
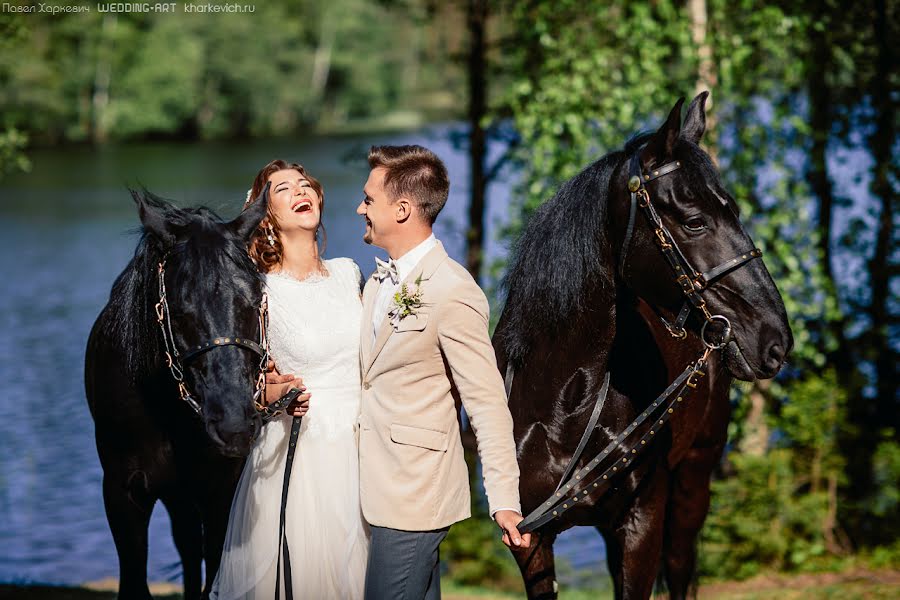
[765, 343, 785, 370]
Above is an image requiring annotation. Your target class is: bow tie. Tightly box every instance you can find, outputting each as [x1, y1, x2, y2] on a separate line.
[374, 257, 399, 285]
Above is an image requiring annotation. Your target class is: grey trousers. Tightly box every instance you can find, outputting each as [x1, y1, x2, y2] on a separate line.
[363, 525, 450, 600]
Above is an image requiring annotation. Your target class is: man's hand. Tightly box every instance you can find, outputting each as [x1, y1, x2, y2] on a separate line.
[494, 510, 531, 549]
[264, 360, 311, 417]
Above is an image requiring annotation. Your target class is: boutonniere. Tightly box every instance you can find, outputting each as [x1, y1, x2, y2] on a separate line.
[388, 275, 426, 328]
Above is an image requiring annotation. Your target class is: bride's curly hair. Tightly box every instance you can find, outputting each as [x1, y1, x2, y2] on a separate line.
[244, 159, 326, 273]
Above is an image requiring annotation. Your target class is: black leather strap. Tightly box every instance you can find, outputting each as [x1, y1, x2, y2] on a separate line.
[272, 389, 303, 600]
[554, 372, 611, 494]
[642, 159, 682, 182]
[180, 336, 266, 363]
[698, 248, 763, 286]
[259, 387, 303, 424]
[519, 363, 701, 533]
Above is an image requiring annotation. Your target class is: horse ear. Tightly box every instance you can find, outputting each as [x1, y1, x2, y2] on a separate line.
[641, 97, 684, 169]
[230, 182, 270, 241]
[682, 91, 709, 144]
[131, 188, 179, 246]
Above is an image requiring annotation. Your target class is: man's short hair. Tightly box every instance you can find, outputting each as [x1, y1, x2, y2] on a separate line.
[368, 144, 450, 224]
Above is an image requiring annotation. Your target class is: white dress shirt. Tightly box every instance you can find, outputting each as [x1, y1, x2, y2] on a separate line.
[372, 234, 438, 343]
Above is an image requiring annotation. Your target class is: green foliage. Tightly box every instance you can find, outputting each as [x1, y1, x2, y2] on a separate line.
[0, 127, 30, 179]
[866, 433, 900, 520]
[501, 0, 695, 221]
[701, 451, 824, 578]
[701, 370, 848, 578]
[0, 1, 467, 143]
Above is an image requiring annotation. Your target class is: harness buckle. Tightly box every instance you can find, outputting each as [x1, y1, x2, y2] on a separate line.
[676, 273, 696, 294]
[654, 228, 672, 250]
[686, 368, 706, 389]
[664, 322, 687, 339]
[693, 273, 708, 290]
[636, 188, 650, 208]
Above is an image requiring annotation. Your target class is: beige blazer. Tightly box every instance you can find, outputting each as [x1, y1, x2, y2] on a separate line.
[358, 241, 520, 531]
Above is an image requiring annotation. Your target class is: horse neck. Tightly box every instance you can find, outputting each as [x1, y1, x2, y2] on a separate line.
[506, 284, 617, 418]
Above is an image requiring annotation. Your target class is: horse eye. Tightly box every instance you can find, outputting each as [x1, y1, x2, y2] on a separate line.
[683, 218, 706, 232]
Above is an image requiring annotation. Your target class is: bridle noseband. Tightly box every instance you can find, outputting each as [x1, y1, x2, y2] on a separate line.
[618, 150, 762, 344]
[155, 257, 270, 417]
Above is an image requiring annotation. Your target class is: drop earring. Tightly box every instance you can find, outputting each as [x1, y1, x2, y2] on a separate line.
[267, 223, 276, 246]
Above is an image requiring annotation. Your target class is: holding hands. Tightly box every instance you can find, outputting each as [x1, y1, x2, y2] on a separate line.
[264, 360, 311, 417]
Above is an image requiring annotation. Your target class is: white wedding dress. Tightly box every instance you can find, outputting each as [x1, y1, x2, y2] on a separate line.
[211, 257, 369, 600]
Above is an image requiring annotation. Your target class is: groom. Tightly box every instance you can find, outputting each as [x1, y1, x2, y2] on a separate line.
[356, 144, 529, 599]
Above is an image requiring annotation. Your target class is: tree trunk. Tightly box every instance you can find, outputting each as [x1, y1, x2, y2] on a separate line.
[687, 0, 718, 162]
[91, 13, 116, 145]
[739, 379, 770, 456]
[866, 0, 898, 428]
[465, 0, 488, 283]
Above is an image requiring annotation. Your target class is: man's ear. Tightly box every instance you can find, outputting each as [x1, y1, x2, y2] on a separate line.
[395, 198, 413, 223]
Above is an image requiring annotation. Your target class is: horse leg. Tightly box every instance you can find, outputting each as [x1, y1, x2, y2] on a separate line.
[663, 453, 716, 600]
[610, 471, 669, 600]
[161, 495, 203, 600]
[199, 472, 240, 599]
[512, 531, 559, 599]
[103, 471, 156, 600]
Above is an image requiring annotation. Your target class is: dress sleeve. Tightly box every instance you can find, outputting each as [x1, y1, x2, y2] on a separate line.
[349, 260, 365, 294]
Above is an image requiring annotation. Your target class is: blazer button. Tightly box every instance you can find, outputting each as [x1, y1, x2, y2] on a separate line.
[363, 381, 371, 390]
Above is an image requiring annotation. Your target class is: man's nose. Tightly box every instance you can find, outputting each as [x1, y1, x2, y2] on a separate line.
[356, 202, 365, 215]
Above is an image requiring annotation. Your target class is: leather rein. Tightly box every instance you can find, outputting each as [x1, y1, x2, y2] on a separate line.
[515, 150, 763, 533]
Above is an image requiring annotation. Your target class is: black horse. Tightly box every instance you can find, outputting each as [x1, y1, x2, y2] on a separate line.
[493, 93, 793, 599]
[85, 188, 269, 599]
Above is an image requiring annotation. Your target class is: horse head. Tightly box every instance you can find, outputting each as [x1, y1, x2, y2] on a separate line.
[132, 184, 270, 456]
[611, 92, 793, 380]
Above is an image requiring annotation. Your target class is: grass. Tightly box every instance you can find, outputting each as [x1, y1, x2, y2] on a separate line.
[2, 569, 896, 599]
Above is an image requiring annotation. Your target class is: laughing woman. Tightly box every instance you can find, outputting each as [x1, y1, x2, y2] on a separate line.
[211, 160, 369, 599]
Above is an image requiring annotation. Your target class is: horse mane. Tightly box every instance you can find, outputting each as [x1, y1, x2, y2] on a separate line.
[100, 190, 260, 380]
[498, 133, 653, 366]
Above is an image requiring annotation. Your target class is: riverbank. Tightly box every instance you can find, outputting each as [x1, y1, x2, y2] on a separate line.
[2, 569, 897, 599]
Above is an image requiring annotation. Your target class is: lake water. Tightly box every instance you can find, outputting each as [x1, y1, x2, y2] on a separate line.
[0, 125, 607, 588]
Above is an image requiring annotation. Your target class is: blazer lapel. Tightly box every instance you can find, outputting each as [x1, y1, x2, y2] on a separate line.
[364, 241, 448, 375]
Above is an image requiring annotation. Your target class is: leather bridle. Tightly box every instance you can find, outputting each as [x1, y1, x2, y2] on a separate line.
[619, 150, 762, 343]
[154, 257, 272, 417]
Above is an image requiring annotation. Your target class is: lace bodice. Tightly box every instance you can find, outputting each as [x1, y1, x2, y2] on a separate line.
[264, 258, 363, 438]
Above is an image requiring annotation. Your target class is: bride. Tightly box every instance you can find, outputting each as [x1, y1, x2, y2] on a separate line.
[211, 160, 369, 599]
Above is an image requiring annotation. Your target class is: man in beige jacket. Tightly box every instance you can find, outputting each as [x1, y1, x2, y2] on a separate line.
[356, 144, 529, 599]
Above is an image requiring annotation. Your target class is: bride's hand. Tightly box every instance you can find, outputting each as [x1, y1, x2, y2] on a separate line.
[264, 361, 311, 416]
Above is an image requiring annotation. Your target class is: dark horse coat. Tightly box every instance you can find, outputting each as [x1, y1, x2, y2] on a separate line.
[493, 93, 793, 599]
[85, 188, 269, 599]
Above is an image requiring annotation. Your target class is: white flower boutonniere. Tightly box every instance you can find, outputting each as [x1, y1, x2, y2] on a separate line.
[388, 275, 426, 328]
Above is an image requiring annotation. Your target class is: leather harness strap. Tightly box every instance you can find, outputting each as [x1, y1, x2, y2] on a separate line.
[554, 372, 611, 495]
[179, 336, 266, 363]
[519, 362, 702, 533]
[274, 395, 303, 600]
